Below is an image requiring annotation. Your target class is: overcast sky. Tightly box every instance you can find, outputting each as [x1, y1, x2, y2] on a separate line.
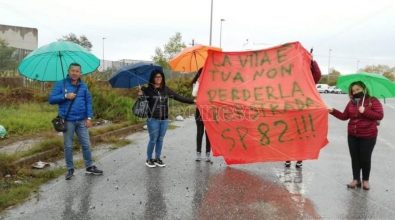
[1, 0, 395, 73]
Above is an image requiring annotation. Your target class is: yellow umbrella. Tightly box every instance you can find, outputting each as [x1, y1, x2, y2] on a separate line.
[169, 44, 222, 73]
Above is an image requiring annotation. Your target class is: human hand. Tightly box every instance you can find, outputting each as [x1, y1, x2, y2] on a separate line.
[359, 106, 365, 113]
[66, 93, 76, 100]
[328, 108, 333, 113]
[85, 119, 92, 128]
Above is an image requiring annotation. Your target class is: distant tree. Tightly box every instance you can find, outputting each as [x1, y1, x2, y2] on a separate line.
[383, 71, 395, 81]
[164, 32, 186, 59]
[152, 47, 169, 69]
[0, 38, 17, 72]
[328, 69, 341, 86]
[152, 32, 186, 69]
[92, 68, 113, 81]
[60, 33, 93, 51]
[318, 68, 341, 86]
[359, 64, 395, 81]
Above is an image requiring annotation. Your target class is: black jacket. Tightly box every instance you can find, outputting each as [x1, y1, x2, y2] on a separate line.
[142, 71, 194, 119]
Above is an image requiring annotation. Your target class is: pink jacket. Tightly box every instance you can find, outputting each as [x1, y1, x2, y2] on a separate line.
[331, 97, 384, 138]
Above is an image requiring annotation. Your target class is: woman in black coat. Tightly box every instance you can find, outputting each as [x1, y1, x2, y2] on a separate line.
[139, 70, 195, 168]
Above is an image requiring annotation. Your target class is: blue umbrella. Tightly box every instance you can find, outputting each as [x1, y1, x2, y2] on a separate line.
[108, 62, 163, 88]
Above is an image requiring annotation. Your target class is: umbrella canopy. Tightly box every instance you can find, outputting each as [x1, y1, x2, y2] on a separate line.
[169, 44, 222, 73]
[18, 41, 100, 82]
[336, 72, 395, 98]
[108, 62, 163, 88]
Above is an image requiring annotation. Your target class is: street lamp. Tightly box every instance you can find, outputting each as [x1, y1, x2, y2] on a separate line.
[219, 18, 225, 48]
[209, 0, 213, 45]
[102, 37, 106, 71]
[327, 48, 332, 82]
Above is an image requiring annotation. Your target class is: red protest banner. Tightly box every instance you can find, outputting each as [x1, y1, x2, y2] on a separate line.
[196, 42, 328, 165]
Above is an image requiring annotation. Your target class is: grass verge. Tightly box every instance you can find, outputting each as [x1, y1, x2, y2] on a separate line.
[0, 167, 66, 212]
[102, 136, 132, 150]
[0, 103, 57, 137]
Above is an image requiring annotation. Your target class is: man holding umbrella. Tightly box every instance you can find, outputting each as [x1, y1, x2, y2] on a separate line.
[49, 63, 103, 180]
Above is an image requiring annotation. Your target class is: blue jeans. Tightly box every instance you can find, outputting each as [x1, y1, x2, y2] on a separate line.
[64, 120, 93, 170]
[147, 118, 169, 160]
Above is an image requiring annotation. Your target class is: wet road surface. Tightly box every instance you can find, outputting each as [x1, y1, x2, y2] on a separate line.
[2, 94, 395, 219]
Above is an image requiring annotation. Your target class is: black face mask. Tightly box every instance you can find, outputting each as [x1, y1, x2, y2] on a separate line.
[353, 92, 364, 99]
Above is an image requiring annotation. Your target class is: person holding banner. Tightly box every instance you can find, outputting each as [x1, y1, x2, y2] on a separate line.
[138, 70, 195, 168]
[191, 68, 212, 162]
[285, 58, 322, 168]
[328, 81, 383, 190]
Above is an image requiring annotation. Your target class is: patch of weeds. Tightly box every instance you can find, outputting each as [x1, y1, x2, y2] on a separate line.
[0, 167, 66, 212]
[90, 121, 135, 136]
[16, 137, 63, 159]
[101, 136, 132, 150]
[168, 124, 179, 130]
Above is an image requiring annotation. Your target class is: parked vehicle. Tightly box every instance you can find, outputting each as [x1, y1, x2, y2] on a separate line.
[328, 86, 343, 94]
[316, 84, 330, 93]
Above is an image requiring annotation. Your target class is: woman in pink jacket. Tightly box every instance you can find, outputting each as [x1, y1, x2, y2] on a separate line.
[329, 81, 383, 190]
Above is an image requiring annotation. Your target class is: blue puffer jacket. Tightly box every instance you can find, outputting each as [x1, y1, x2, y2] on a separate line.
[49, 77, 93, 121]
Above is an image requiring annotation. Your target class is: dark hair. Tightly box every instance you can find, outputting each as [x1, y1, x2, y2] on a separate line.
[349, 81, 370, 97]
[148, 70, 165, 88]
[191, 67, 203, 86]
[68, 63, 81, 71]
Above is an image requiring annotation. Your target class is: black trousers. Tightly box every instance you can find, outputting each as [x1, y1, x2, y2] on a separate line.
[347, 135, 377, 181]
[195, 108, 211, 153]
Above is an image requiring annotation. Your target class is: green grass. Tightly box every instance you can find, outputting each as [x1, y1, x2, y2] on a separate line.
[16, 138, 63, 159]
[168, 124, 179, 130]
[0, 153, 17, 177]
[0, 167, 66, 212]
[104, 137, 132, 150]
[168, 101, 195, 120]
[0, 137, 63, 177]
[89, 121, 136, 136]
[73, 159, 85, 169]
[0, 103, 57, 137]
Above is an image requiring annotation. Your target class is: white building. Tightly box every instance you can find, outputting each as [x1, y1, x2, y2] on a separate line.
[0, 24, 38, 61]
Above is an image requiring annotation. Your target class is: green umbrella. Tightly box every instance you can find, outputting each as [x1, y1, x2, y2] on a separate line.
[18, 41, 100, 81]
[336, 72, 395, 99]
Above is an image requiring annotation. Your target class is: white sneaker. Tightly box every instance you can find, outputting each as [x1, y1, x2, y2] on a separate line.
[205, 152, 211, 162]
[195, 152, 202, 161]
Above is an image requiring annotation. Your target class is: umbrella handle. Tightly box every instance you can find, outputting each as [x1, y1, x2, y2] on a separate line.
[137, 84, 143, 96]
[193, 52, 199, 72]
[59, 51, 67, 93]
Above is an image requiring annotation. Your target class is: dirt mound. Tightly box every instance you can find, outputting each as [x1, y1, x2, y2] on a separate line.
[0, 88, 35, 105]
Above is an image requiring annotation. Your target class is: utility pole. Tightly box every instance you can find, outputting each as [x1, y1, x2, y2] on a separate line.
[102, 37, 106, 71]
[209, 0, 213, 45]
[327, 48, 332, 83]
[219, 18, 225, 48]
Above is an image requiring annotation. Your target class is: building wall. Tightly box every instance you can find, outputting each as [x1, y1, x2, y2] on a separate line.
[0, 24, 38, 50]
[98, 59, 150, 72]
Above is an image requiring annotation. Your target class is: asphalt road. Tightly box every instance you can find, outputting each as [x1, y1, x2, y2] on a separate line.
[2, 94, 395, 219]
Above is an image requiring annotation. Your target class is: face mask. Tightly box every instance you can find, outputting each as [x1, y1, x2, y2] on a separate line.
[353, 91, 364, 99]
